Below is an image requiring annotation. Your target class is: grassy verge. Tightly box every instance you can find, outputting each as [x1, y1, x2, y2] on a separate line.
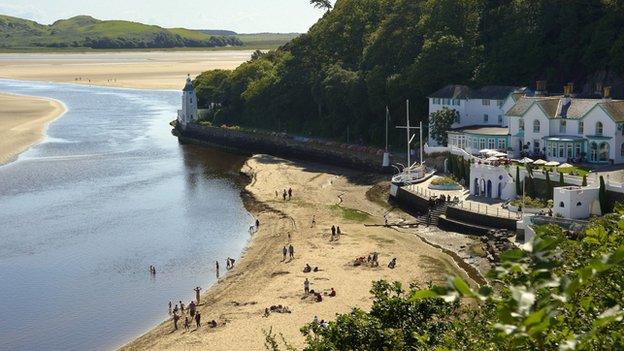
[330, 204, 371, 222]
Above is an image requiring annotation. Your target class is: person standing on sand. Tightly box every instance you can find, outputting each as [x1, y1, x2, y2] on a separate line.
[195, 311, 201, 328]
[289, 244, 295, 259]
[282, 246, 288, 261]
[173, 313, 180, 331]
[336, 226, 341, 237]
[184, 316, 190, 331]
[331, 225, 336, 237]
[215, 260, 220, 278]
[288, 188, 292, 199]
[304, 278, 310, 294]
[194, 287, 201, 305]
[311, 215, 316, 228]
[283, 189, 287, 201]
[189, 301, 196, 317]
[256, 219, 260, 228]
[169, 301, 172, 315]
[275, 190, 278, 198]
[180, 301, 185, 314]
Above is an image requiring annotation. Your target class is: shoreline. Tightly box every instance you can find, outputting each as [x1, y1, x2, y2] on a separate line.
[122, 154, 485, 350]
[0, 92, 67, 166]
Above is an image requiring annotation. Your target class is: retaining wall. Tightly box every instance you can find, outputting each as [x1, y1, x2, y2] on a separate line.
[176, 124, 387, 173]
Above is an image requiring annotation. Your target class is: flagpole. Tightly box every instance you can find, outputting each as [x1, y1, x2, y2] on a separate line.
[406, 100, 411, 170]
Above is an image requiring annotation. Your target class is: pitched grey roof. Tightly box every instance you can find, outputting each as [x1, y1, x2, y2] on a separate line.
[449, 125, 509, 136]
[507, 96, 624, 122]
[600, 101, 624, 122]
[429, 85, 472, 99]
[429, 84, 522, 100]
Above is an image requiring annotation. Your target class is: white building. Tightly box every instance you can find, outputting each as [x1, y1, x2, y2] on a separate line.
[177, 75, 198, 129]
[507, 85, 624, 164]
[428, 85, 524, 147]
[469, 163, 516, 200]
[553, 186, 601, 219]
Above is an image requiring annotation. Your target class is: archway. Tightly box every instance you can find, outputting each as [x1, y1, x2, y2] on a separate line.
[599, 142, 609, 162]
[474, 178, 479, 196]
[487, 180, 492, 198]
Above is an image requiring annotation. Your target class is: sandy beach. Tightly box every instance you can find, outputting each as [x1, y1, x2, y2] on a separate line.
[0, 93, 66, 165]
[0, 51, 253, 90]
[122, 154, 480, 351]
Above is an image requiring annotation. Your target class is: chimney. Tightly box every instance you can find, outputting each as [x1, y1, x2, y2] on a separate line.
[603, 86, 612, 100]
[535, 80, 547, 96]
[595, 82, 604, 95]
[563, 83, 574, 97]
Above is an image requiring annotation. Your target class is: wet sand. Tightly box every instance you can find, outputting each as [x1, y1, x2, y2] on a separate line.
[0, 51, 253, 90]
[122, 154, 477, 350]
[0, 93, 66, 165]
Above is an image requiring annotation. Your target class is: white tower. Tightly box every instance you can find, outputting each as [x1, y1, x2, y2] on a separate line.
[177, 74, 198, 129]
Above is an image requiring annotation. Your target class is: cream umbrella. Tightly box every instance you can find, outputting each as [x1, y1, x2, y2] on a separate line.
[545, 161, 560, 167]
[533, 159, 547, 165]
[558, 163, 574, 169]
[519, 157, 534, 164]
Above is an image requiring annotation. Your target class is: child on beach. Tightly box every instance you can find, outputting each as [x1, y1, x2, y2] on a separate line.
[184, 317, 190, 331]
[304, 278, 310, 294]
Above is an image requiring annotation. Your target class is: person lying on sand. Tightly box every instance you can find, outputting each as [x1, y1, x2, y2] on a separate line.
[303, 264, 312, 273]
[329, 288, 336, 297]
[388, 258, 397, 269]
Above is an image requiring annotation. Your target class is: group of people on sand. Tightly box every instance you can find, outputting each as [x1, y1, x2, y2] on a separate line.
[313, 315, 329, 329]
[352, 253, 398, 269]
[303, 263, 319, 273]
[263, 304, 292, 317]
[170, 299, 201, 331]
[330, 225, 341, 241]
[276, 187, 294, 201]
[303, 278, 336, 303]
[282, 244, 295, 261]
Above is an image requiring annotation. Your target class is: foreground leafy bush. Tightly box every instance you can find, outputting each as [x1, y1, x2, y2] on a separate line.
[266, 212, 624, 350]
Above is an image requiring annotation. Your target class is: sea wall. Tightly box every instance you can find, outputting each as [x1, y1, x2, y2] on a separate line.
[176, 124, 388, 173]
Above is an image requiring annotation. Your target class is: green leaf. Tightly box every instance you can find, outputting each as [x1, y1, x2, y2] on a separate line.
[501, 249, 524, 262]
[607, 246, 624, 265]
[523, 308, 546, 327]
[410, 289, 439, 300]
[452, 277, 474, 297]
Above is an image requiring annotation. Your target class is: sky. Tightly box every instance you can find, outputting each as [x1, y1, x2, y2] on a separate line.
[0, 0, 334, 33]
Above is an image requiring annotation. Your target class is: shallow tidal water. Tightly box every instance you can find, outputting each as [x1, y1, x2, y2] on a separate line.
[0, 80, 252, 350]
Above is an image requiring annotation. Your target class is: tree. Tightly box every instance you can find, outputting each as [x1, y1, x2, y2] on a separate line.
[559, 171, 565, 186]
[429, 108, 458, 146]
[545, 171, 553, 199]
[516, 166, 521, 195]
[310, 0, 332, 12]
[599, 175, 608, 214]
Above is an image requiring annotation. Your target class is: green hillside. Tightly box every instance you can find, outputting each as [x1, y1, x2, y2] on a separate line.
[0, 15, 242, 49]
[236, 33, 300, 49]
[194, 0, 624, 148]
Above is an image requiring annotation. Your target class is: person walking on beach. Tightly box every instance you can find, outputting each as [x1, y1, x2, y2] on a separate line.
[336, 226, 341, 238]
[282, 246, 288, 261]
[215, 260, 220, 278]
[180, 301, 185, 314]
[195, 311, 201, 328]
[168, 301, 172, 315]
[256, 219, 260, 228]
[304, 278, 310, 294]
[173, 313, 180, 331]
[184, 316, 190, 331]
[331, 225, 336, 237]
[173, 304, 179, 315]
[194, 286, 201, 305]
[288, 188, 292, 200]
[288, 244, 295, 259]
[283, 189, 287, 201]
[189, 301, 196, 317]
[311, 215, 316, 228]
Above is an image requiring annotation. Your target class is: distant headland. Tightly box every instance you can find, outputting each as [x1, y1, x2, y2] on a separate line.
[0, 14, 299, 51]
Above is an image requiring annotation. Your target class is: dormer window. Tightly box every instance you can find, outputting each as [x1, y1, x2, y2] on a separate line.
[519, 119, 524, 131]
[560, 120, 566, 133]
[533, 120, 541, 133]
[482, 99, 490, 106]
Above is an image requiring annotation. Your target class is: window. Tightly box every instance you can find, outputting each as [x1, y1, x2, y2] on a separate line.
[479, 138, 486, 149]
[575, 144, 581, 159]
[498, 139, 506, 150]
[190, 97, 193, 104]
[534, 140, 541, 153]
[519, 119, 524, 131]
[488, 138, 495, 149]
[621, 142, 624, 157]
[444, 98, 450, 105]
[559, 144, 565, 158]
[482, 99, 490, 106]
[567, 144, 573, 159]
[484, 114, 489, 123]
[596, 121, 603, 136]
[559, 120, 566, 133]
[497, 100, 504, 108]
[455, 114, 460, 123]
[453, 99, 460, 106]
[498, 115, 503, 124]
[560, 202, 565, 208]
[576, 202, 582, 207]
[533, 120, 541, 133]
[578, 121, 584, 134]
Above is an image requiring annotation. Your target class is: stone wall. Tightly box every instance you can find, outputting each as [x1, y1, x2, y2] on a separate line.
[177, 124, 388, 173]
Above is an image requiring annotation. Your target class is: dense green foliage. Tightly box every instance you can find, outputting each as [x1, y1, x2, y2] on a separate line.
[0, 15, 242, 49]
[429, 108, 458, 146]
[264, 213, 624, 350]
[194, 0, 624, 147]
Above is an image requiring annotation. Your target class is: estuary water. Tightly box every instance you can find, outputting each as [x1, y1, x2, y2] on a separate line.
[0, 80, 252, 350]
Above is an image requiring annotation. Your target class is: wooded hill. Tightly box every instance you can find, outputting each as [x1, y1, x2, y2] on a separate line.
[194, 0, 624, 148]
[0, 15, 242, 49]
